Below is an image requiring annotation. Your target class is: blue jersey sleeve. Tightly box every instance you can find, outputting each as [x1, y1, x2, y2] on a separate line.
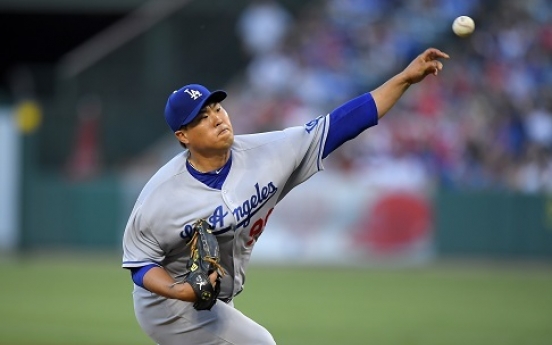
[322, 93, 378, 158]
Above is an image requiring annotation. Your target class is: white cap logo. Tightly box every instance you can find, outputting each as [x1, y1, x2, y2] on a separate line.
[184, 88, 202, 100]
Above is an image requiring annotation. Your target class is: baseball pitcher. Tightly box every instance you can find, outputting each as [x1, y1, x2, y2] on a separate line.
[122, 48, 449, 344]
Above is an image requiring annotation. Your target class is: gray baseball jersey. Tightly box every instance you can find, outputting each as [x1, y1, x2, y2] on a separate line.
[122, 114, 329, 344]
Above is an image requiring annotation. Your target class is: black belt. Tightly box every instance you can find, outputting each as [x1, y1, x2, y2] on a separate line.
[218, 288, 242, 304]
[218, 297, 233, 303]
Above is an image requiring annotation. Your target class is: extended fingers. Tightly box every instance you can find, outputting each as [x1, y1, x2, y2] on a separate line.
[404, 48, 449, 83]
[423, 48, 450, 61]
[420, 48, 448, 75]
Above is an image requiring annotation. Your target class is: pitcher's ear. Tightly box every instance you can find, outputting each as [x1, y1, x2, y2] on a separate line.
[175, 130, 189, 146]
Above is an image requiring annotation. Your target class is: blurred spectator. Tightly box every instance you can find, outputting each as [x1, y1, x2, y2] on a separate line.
[236, 0, 293, 57]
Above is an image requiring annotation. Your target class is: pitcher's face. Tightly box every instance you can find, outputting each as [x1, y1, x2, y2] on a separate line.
[176, 103, 234, 154]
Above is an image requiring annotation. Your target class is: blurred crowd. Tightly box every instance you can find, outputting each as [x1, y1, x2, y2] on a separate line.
[228, 0, 552, 193]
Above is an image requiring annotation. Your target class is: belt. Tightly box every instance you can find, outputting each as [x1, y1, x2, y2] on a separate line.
[218, 297, 233, 303]
[218, 288, 242, 304]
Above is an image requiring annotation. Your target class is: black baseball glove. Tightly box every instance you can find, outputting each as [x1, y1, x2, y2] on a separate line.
[185, 219, 225, 311]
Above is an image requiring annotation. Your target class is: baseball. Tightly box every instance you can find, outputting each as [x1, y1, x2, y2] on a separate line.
[452, 16, 475, 37]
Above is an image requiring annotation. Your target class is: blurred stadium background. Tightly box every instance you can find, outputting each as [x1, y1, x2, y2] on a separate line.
[1, 0, 551, 344]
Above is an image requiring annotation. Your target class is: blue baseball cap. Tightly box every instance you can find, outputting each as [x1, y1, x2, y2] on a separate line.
[164, 84, 227, 132]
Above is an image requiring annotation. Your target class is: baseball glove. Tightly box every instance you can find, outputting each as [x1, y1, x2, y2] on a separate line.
[185, 219, 225, 311]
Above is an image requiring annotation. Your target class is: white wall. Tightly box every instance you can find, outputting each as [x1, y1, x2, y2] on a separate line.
[0, 108, 20, 251]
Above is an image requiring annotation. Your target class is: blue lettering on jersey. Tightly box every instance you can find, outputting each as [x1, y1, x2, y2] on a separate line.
[179, 181, 278, 239]
[233, 182, 277, 227]
[304, 115, 323, 133]
[209, 205, 228, 228]
[179, 223, 194, 241]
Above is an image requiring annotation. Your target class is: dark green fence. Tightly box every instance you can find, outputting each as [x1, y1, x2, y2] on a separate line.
[435, 190, 552, 258]
[21, 173, 123, 249]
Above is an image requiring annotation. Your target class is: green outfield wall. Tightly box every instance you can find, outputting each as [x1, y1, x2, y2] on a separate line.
[20, 173, 123, 249]
[435, 190, 552, 258]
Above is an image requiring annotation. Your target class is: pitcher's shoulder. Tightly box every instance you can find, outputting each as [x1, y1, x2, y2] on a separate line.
[232, 131, 289, 151]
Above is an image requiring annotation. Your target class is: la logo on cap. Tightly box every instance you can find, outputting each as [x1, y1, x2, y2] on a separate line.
[184, 88, 202, 100]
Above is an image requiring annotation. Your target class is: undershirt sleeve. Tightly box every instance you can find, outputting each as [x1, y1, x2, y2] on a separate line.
[322, 92, 378, 158]
[130, 263, 160, 288]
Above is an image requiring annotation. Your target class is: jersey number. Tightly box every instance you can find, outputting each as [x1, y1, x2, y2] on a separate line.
[246, 208, 274, 247]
